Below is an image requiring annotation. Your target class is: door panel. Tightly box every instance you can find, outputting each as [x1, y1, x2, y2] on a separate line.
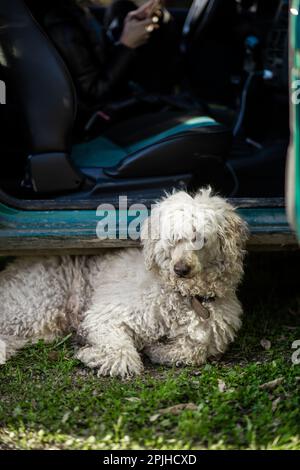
[288, 0, 300, 240]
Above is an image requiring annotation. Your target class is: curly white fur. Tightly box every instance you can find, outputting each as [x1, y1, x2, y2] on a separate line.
[0, 189, 248, 377]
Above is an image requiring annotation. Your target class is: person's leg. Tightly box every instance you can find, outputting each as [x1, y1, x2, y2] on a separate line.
[130, 19, 181, 93]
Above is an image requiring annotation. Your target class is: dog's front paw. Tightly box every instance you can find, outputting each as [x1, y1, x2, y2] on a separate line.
[75, 346, 105, 370]
[76, 346, 143, 378]
[98, 348, 144, 378]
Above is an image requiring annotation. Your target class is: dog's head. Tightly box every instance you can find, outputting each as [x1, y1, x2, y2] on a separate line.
[141, 189, 248, 298]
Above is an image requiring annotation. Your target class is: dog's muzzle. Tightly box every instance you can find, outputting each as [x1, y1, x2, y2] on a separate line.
[174, 261, 192, 278]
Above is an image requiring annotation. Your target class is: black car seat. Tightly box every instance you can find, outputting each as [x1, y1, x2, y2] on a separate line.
[0, 0, 232, 195]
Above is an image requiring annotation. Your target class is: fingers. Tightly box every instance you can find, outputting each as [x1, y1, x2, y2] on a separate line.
[126, 16, 159, 29]
[122, 14, 159, 49]
[126, 10, 148, 22]
[139, 18, 160, 35]
[140, 18, 157, 26]
[126, 9, 147, 21]
[127, 0, 158, 21]
[145, 23, 160, 33]
[136, 0, 156, 16]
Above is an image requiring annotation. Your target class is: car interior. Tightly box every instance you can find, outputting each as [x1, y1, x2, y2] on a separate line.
[0, 0, 290, 207]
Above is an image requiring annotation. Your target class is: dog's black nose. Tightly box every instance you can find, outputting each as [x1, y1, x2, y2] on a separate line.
[174, 262, 191, 277]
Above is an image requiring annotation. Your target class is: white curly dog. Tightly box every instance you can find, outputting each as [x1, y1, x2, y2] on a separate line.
[0, 189, 248, 377]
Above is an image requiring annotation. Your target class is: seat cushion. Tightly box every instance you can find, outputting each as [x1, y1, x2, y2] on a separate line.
[71, 112, 220, 169]
[71, 136, 127, 168]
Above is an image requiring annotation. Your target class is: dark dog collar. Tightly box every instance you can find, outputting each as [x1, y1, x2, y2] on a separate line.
[195, 295, 216, 304]
[191, 295, 216, 320]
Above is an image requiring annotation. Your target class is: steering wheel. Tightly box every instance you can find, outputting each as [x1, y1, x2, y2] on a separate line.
[181, 0, 223, 53]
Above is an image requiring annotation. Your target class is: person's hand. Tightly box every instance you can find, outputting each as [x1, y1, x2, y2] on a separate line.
[127, 0, 163, 21]
[119, 16, 158, 49]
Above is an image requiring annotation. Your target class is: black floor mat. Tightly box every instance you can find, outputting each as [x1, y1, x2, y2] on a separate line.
[228, 138, 288, 198]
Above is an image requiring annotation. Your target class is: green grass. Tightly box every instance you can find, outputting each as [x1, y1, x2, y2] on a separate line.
[0, 253, 300, 450]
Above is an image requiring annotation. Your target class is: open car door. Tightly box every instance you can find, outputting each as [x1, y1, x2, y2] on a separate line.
[288, 0, 300, 241]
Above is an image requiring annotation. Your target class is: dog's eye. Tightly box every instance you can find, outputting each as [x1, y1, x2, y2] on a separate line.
[203, 237, 207, 245]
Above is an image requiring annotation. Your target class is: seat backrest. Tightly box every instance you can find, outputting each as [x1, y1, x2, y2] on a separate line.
[0, 0, 76, 154]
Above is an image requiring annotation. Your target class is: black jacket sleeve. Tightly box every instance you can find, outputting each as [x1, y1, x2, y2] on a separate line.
[44, 9, 135, 108]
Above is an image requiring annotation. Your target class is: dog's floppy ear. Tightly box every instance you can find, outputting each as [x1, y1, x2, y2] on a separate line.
[218, 208, 248, 286]
[140, 207, 160, 271]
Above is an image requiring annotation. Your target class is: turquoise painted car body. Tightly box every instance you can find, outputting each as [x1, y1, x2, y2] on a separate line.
[0, 198, 296, 255]
[288, 0, 300, 240]
[0, 2, 299, 254]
